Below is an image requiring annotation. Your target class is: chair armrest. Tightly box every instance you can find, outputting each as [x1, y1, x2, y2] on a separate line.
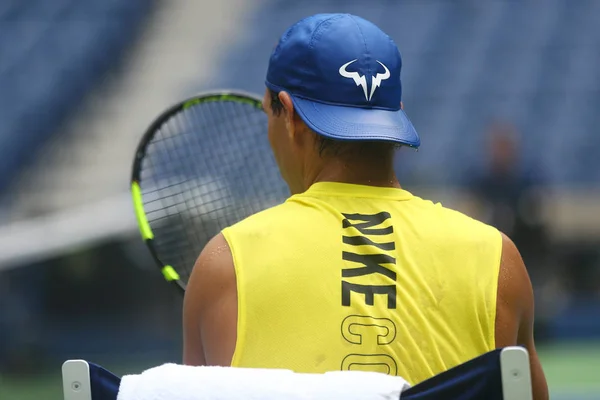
[500, 347, 533, 400]
[62, 360, 92, 400]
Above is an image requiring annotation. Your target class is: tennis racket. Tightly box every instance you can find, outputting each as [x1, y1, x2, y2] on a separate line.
[130, 90, 289, 293]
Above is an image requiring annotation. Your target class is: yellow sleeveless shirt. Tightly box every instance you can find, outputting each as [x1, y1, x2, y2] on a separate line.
[222, 182, 501, 385]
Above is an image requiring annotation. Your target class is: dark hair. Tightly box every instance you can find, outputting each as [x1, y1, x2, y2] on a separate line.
[269, 88, 285, 116]
[268, 88, 399, 158]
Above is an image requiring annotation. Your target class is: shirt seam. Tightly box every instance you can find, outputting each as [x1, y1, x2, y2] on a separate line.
[292, 192, 413, 201]
[221, 227, 245, 366]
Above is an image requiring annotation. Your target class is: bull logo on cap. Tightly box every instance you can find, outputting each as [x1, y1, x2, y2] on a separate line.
[339, 59, 390, 102]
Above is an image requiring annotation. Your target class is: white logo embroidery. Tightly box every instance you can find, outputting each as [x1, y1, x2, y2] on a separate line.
[339, 59, 390, 101]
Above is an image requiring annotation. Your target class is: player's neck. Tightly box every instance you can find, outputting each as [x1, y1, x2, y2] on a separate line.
[305, 157, 401, 190]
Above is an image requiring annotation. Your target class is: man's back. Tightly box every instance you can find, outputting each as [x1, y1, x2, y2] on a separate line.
[183, 13, 548, 398]
[221, 182, 501, 384]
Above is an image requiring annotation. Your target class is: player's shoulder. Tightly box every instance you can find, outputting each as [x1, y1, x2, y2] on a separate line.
[224, 198, 308, 233]
[410, 193, 501, 243]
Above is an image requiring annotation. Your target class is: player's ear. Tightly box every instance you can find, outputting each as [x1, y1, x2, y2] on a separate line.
[278, 91, 296, 136]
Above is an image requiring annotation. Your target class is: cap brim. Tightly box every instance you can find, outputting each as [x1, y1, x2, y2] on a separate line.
[291, 96, 420, 148]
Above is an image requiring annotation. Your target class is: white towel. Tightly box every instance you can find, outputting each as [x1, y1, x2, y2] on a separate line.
[117, 364, 411, 400]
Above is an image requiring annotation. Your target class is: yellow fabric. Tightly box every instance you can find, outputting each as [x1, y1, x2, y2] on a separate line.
[222, 182, 502, 385]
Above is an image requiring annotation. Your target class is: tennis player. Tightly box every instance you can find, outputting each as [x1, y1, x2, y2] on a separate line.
[183, 13, 548, 399]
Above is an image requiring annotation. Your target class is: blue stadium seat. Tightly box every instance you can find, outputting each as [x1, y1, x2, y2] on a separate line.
[0, 0, 156, 194]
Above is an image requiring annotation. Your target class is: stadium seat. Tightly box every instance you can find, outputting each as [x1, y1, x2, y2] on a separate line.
[61, 347, 532, 400]
[0, 0, 155, 194]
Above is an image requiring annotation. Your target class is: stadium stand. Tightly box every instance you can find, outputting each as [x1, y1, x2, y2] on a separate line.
[214, 0, 600, 187]
[0, 0, 155, 194]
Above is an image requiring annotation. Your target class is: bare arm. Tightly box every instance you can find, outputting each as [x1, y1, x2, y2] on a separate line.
[182, 233, 237, 366]
[495, 232, 549, 400]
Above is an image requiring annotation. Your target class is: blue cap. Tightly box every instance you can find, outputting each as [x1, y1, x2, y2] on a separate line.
[266, 13, 420, 148]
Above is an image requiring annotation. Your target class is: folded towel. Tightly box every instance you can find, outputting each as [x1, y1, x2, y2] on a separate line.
[117, 364, 410, 400]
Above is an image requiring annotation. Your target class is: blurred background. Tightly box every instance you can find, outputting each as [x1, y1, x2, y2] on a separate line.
[0, 0, 599, 398]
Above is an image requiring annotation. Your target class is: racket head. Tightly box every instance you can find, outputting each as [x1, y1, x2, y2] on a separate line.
[130, 90, 289, 293]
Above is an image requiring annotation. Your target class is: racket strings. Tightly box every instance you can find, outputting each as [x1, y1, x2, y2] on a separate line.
[147, 110, 222, 275]
[138, 98, 288, 283]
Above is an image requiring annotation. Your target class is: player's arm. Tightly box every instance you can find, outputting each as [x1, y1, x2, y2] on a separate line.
[495, 232, 549, 400]
[182, 233, 237, 366]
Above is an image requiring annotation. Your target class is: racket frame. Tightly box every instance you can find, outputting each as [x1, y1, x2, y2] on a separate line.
[130, 90, 264, 294]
